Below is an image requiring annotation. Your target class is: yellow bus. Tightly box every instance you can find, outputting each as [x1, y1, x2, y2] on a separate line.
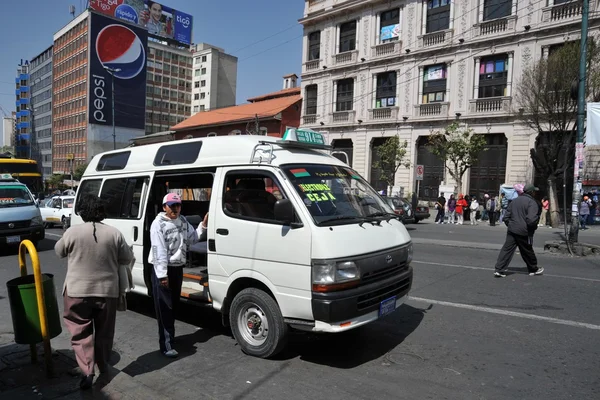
[0, 156, 43, 194]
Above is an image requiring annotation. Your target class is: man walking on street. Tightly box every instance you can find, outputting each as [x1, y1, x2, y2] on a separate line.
[494, 184, 544, 278]
[435, 193, 446, 224]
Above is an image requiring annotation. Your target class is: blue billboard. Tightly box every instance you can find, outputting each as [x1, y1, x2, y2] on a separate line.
[90, 0, 193, 45]
[88, 12, 148, 130]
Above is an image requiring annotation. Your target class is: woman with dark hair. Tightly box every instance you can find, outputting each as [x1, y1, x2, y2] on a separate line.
[55, 194, 133, 390]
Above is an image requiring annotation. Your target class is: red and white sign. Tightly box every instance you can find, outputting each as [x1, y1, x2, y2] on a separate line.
[416, 165, 424, 181]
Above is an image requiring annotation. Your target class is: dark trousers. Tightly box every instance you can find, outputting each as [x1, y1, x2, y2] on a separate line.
[495, 232, 538, 273]
[435, 208, 445, 223]
[489, 211, 496, 226]
[151, 266, 183, 352]
[63, 291, 117, 376]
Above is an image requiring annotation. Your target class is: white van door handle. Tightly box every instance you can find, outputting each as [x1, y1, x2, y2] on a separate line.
[216, 228, 229, 236]
[133, 226, 139, 241]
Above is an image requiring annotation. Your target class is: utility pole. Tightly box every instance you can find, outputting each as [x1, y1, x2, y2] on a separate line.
[103, 66, 121, 150]
[255, 114, 260, 135]
[569, 0, 589, 243]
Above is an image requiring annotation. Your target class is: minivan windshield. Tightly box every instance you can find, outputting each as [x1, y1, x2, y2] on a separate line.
[283, 165, 394, 226]
[0, 185, 35, 208]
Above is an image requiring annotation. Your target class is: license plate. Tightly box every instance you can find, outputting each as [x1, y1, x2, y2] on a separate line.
[6, 236, 20, 244]
[379, 296, 396, 317]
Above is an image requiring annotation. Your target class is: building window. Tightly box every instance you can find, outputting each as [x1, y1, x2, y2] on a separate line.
[201, 80, 206, 87]
[194, 81, 200, 88]
[202, 55, 207, 62]
[259, 127, 268, 136]
[200, 92, 206, 99]
[194, 93, 199, 100]
[422, 64, 447, 103]
[200, 105, 205, 111]
[483, 0, 511, 21]
[427, 0, 450, 33]
[375, 72, 397, 108]
[193, 105, 199, 113]
[195, 58, 200, 64]
[194, 69, 200, 76]
[201, 68, 207, 75]
[380, 9, 400, 43]
[305, 85, 318, 115]
[339, 21, 357, 53]
[207, 132, 217, 137]
[479, 55, 508, 98]
[336, 78, 354, 112]
[308, 31, 321, 61]
[229, 130, 241, 136]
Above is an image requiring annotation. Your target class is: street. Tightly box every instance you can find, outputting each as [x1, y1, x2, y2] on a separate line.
[1, 222, 599, 399]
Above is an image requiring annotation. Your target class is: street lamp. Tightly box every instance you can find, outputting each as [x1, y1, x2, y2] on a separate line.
[102, 66, 121, 150]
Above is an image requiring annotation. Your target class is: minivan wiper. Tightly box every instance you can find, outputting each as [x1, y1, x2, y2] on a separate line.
[365, 211, 401, 223]
[318, 215, 364, 226]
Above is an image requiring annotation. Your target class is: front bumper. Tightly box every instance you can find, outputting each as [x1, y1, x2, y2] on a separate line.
[0, 225, 45, 245]
[311, 265, 413, 324]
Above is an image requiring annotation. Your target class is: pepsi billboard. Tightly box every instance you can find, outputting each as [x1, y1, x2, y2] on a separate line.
[89, 12, 147, 130]
[90, 0, 193, 45]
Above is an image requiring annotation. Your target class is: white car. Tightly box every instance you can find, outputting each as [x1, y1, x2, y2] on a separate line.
[40, 196, 74, 228]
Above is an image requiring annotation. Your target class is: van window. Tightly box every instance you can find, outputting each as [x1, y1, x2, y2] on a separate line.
[100, 177, 147, 219]
[154, 142, 202, 166]
[75, 179, 102, 215]
[96, 151, 131, 171]
[223, 172, 286, 223]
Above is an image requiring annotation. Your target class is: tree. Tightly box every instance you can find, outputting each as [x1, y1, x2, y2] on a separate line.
[0, 145, 14, 156]
[73, 163, 88, 181]
[47, 174, 64, 190]
[514, 41, 600, 227]
[427, 122, 488, 193]
[373, 136, 410, 192]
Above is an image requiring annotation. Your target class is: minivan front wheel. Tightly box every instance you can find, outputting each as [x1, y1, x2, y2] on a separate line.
[229, 288, 287, 358]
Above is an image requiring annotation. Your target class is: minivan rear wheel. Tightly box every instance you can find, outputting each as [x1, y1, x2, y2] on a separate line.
[229, 288, 287, 358]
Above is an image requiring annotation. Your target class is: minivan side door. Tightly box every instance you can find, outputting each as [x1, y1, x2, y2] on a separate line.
[211, 167, 313, 320]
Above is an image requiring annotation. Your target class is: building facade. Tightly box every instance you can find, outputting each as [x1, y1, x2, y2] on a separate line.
[14, 62, 31, 159]
[191, 43, 238, 113]
[145, 42, 193, 134]
[29, 46, 53, 178]
[299, 0, 600, 199]
[2, 116, 15, 150]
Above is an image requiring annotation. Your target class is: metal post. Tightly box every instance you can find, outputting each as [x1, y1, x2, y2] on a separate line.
[111, 72, 116, 150]
[569, 0, 589, 243]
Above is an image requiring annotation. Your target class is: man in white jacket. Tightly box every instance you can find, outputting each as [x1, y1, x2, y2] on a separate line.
[149, 193, 207, 357]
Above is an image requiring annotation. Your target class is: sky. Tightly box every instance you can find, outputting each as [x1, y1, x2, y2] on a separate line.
[0, 0, 305, 117]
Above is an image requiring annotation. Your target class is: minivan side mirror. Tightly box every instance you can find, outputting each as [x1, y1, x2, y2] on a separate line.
[274, 199, 302, 228]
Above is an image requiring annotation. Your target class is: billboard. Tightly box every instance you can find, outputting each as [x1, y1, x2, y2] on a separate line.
[89, 12, 147, 130]
[90, 0, 193, 45]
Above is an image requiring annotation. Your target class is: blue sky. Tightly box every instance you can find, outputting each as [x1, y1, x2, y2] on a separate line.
[0, 0, 304, 117]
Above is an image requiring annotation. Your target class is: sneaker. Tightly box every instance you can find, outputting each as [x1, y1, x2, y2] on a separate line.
[164, 349, 179, 358]
[494, 271, 506, 278]
[529, 267, 544, 276]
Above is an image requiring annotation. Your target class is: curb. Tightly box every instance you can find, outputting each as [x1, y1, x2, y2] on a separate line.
[411, 237, 546, 253]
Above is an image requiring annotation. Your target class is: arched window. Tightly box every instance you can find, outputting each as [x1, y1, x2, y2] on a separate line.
[184, 134, 193, 139]
[207, 132, 217, 137]
[259, 127, 268, 136]
[229, 129, 242, 136]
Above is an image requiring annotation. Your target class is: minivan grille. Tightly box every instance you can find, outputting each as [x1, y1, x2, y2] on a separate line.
[357, 277, 411, 310]
[361, 262, 408, 285]
[0, 220, 30, 230]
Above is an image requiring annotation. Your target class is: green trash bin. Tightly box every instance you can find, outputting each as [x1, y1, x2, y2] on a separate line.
[6, 273, 62, 345]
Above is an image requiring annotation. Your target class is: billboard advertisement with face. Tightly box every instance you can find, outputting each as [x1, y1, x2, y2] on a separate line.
[88, 12, 147, 129]
[89, 0, 193, 45]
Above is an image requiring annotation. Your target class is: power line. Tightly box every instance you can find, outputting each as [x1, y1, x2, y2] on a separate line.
[231, 23, 301, 54]
[239, 34, 304, 62]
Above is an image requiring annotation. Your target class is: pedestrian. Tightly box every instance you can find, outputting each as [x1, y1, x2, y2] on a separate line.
[579, 196, 590, 230]
[486, 195, 500, 226]
[481, 194, 490, 221]
[55, 194, 134, 390]
[464, 195, 471, 222]
[469, 197, 479, 225]
[499, 193, 509, 223]
[494, 184, 544, 278]
[447, 194, 457, 224]
[435, 192, 446, 224]
[456, 194, 467, 225]
[149, 193, 207, 358]
[589, 188, 598, 225]
[539, 196, 549, 227]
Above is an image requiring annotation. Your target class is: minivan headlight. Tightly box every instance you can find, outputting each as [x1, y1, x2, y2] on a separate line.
[30, 216, 43, 226]
[312, 260, 360, 292]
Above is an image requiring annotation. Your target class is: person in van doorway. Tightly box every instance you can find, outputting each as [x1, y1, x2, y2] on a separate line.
[149, 193, 207, 358]
[435, 193, 446, 224]
[469, 197, 479, 225]
[487, 195, 500, 226]
[447, 194, 456, 224]
[456, 194, 468, 225]
[539, 196, 549, 227]
[494, 184, 544, 278]
[55, 194, 134, 390]
[579, 196, 591, 230]
[499, 193, 509, 223]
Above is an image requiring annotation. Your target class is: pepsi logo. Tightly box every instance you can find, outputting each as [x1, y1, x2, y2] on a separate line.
[95, 24, 145, 80]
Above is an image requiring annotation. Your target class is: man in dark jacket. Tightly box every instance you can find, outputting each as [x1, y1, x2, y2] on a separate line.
[435, 193, 446, 224]
[494, 184, 544, 277]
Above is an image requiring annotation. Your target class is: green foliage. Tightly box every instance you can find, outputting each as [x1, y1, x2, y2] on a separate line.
[73, 163, 88, 181]
[373, 136, 410, 188]
[428, 122, 487, 191]
[46, 174, 65, 190]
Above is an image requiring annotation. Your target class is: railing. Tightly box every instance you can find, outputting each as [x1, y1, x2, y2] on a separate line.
[415, 102, 449, 118]
[304, 59, 320, 72]
[542, 0, 592, 22]
[372, 41, 401, 57]
[332, 110, 355, 123]
[369, 107, 398, 120]
[469, 97, 511, 113]
[419, 30, 451, 48]
[334, 50, 357, 65]
[303, 115, 317, 125]
[476, 16, 516, 36]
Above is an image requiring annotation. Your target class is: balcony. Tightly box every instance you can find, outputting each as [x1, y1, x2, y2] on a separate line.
[302, 114, 318, 125]
[368, 107, 399, 121]
[334, 50, 358, 66]
[414, 102, 450, 118]
[474, 15, 516, 37]
[542, 0, 596, 23]
[331, 110, 356, 124]
[418, 30, 453, 48]
[469, 97, 512, 114]
[303, 59, 321, 73]
[371, 41, 402, 58]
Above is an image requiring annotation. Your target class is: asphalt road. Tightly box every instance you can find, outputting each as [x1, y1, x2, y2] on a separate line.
[0, 226, 599, 399]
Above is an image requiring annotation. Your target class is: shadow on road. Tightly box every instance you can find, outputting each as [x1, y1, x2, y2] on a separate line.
[276, 303, 427, 369]
[0, 238, 58, 257]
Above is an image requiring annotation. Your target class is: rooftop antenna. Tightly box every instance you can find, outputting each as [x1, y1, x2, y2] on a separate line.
[70, 5, 76, 19]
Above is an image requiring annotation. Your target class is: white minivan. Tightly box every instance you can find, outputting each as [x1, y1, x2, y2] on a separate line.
[71, 130, 413, 358]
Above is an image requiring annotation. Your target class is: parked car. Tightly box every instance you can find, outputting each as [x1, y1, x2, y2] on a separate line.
[382, 196, 413, 222]
[402, 198, 430, 223]
[40, 195, 74, 228]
